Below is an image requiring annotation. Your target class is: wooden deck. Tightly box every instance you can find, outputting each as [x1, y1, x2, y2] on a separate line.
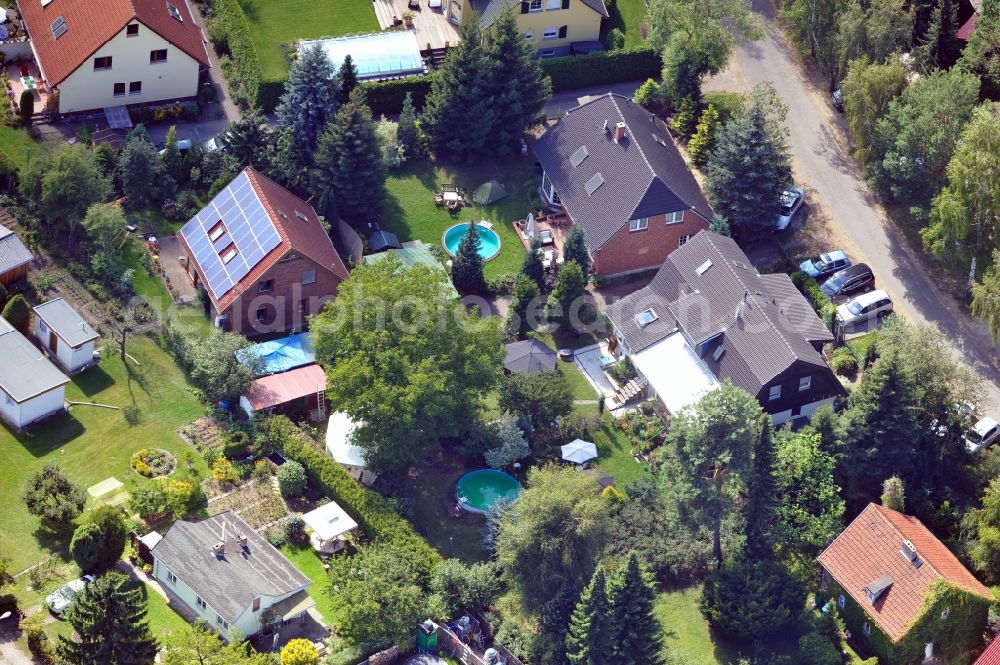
[372, 0, 461, 51]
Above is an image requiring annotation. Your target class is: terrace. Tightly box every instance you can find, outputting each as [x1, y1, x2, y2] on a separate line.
[513, 211, 572, 270]
[372, 0, 460, 52]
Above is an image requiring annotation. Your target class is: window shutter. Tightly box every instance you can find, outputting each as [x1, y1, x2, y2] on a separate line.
[521, 1, 529, 12]
[558, 25, 567, 37]
[561, 0, 570, 9]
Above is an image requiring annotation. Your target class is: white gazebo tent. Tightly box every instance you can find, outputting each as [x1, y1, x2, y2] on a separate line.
[561, 439, 598, 465]
[325, 412, 377, 486]
[302, 500, 359, 554]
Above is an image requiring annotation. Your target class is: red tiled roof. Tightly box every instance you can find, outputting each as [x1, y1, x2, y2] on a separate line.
[19, 0, 210, 86]
[244, 363, 326, 411]
[818, 504, 993, 643]
[976, 638, 1000, 665]
[180, 167, 350, 313]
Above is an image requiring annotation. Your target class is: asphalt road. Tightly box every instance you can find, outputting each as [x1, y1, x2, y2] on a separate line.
[703, 0, 1000, 411]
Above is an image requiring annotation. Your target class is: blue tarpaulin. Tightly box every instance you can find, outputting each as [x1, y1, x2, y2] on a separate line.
[236, 332, 315, 375]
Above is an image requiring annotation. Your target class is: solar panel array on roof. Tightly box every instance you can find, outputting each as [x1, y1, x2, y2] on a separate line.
[180, 171, 281, 300]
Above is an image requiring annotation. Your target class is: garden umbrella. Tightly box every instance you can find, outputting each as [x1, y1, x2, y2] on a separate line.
[561, 439, 598, 465]
[504, 339, 557, 375]
[472, 180, 508, 205]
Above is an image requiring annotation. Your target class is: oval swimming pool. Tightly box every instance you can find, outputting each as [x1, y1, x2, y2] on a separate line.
[442, 223, 502, 262]
[455, 469, 521, 514]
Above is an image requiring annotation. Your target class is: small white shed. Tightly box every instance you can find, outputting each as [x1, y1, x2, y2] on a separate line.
[325, 412, 377, 486]
[301, 500, 358, 553]
[32, 298, 100, 374]
[0, 317, 69, 429]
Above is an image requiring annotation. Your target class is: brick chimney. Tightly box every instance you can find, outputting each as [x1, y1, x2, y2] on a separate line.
[613, 122, 627, 143]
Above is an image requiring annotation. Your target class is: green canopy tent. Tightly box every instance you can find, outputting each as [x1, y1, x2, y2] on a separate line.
[472, 180, 508, 205]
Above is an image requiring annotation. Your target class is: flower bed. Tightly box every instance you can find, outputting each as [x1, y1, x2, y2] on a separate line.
[130, 448, 177, 477]
[208, 478, 288, 530]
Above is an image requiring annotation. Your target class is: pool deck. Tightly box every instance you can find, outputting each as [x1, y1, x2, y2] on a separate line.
[573, 343, 618, 398]
[372, 0, 462, 51]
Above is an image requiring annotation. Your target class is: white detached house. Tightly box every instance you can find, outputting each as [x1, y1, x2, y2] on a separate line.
[18, 0, 210, 114]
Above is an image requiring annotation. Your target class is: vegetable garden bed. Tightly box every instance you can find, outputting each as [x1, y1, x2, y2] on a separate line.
[207, 478, 289, 529]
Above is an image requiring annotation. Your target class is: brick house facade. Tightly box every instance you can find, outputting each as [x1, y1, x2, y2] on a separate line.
[178, 168, 349, 336]
[533, 93, 712, 277]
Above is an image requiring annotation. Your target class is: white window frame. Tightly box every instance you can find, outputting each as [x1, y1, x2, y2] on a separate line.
[38, 320, 48, 333]
[165, 570, 177, 585]
[196, 596, 207, 611]
[221, 246, 238, 265]
[769, 385, 781, 401]
[863, 622, 871, 637]
[524, 29, 534, 39]
[543, 26, 558, 40]
[529, 0, 542, 10]
[208, 221, 226, 243]
[629, 218, 648, 232]
[678, 234, 692, 247]
[113, 83, 126, 98]
[666, 210, 685, 224]
[302, 270, 317, 285]
[799, 376, 811, 392]
[941, 607, 950, 620]
[128, 80, 142, 96]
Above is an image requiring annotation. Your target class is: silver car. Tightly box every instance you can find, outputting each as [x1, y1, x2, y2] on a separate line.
[776, 188, 805, 230]
[46, 575, 95, 615]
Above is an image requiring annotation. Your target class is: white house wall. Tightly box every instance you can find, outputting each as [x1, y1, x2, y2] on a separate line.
[65, 340, 95, 373]
[231, 586, 312, 638]
[0, 385, 65, 429]
[56, 22, 200, 113]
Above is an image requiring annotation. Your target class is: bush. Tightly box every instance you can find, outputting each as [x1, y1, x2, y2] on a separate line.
[2, 294, 30, 334]
[284, 514, 307, 544]
[361, 76, 435, 115]
[702, 91, 745, 124]
[701, 558, 804, 640]
[540, 47, 662, 93]
[261, 416, 441, 573]
[829, 347, 858, 375]
[19, 90, 33, 126]
[223, 430, 250, 459]
[605, 28, 626, 51]
[277, 460, 307, 497]
[798, 632, 841, 665]
[209, 0, 263, 107]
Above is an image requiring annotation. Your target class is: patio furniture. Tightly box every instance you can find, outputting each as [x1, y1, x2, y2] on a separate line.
[539, 228, 554, 245]
[447, 199, 462, 213]
[478, 220, 494, 230]
[542, 249, 555, 269]
[441, 190, 461, 202]
[20, 75, 36, 91]
[434, 194, 444, 207]
[408, 0, 420, 8]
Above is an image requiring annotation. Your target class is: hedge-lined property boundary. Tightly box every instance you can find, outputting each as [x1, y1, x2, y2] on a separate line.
[540, 47, 662, 92]
[261, 416, 442, 572]
[211, 0, 264, 107]
[790, 271, 837, 330]
[360, 76, 435, 116]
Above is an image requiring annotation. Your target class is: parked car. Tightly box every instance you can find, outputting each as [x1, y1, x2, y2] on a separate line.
[932, 401, 976, 438]
[821, 263, 875, 299]
[965, 417, 1000, 453]
[158, 138, 192, 156]
[46, 575, 95, 615]
[800, 250, 850, 280]
[831, 89, 844, 111]
[775, 188, 805, 230]
[836, 289, 893, 327]
[203, 131, 229, 152]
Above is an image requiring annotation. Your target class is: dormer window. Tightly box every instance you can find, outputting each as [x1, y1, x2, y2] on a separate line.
[864, 573, 894, 604]
[635, 308, 657, 327]
[629, 218, 648, 232]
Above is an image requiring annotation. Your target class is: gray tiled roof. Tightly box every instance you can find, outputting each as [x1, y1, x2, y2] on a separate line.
[474, 0, 608, 28]
[33, 298, 99, 348]
[533, 94, 713, 250]
[606, 231, 834, 397]
[151, 512, 311, 623]
[0, 317, 69, 402]
[0, 224, 32, 274]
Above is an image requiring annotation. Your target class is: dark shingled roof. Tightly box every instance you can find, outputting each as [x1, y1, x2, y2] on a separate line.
[151, 512, 311, 623]
[473, 0, 608, 28]
[606, 231, 836, 397]
[533, 94, 713, 250]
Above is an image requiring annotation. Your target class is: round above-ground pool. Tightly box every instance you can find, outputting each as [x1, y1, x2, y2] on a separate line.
[442, 223, 502, 261]
[456, 469, 521, 514]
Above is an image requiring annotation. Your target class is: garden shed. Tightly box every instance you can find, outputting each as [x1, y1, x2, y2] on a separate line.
[240, 364, 327, 421]
[32, 297, 100, 374]
[0, 316, 69, 429]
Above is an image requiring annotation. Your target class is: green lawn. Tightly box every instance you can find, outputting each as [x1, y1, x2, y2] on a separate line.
[124, 239, 213, 338]
[280, 544, 336, 624]
[601, 0, 649, 49]
[584, 408, 645, 486]
[238, 0, 380, 80]
[655, 587, 808, 664]
[0, 125, 35, 168]
[0, 336, 205, 572]
[382, 159, 540, 281]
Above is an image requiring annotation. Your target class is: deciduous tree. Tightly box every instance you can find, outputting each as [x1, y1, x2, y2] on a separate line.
[484, 416, 531, 468]
[971, 250, 1000, 344]
[57, 572, 158, 665]
[120, 135, 161, 209]
[23, 465, 86, 526]
[882, 475, 906, 511]
[923, 103, 1000, 266]
[959, 0, 1000, 94]
[841, 57, 908, 169]
[498, 370, 573, 430]
[429, 559, 501, 615]
[546, 261, 587, 327]
[280, 639, 319, 665]
[781, 0, 845, 88]
[833, 0, 913, 81]
[312, 258, 503, 474]
[497, 464, 613, 611]
[189, 329, 262, 404]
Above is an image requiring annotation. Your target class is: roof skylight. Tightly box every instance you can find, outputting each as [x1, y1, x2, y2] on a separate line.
[696, 259, 712, 275]
[570, 146, 589, 167]
[584, 172, 605, 196]
[635, 308, 658, 327]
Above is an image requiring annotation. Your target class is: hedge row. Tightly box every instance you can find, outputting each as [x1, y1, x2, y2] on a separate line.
[790, 271, 837, 329]
[540, 47, 662, 93]
[360, 76, 435, 116]
[261, 416, 442, 573]
[210, 0, 264, 108]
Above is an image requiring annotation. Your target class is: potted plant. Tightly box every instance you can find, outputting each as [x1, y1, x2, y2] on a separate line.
[402, 11, 414, 26]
